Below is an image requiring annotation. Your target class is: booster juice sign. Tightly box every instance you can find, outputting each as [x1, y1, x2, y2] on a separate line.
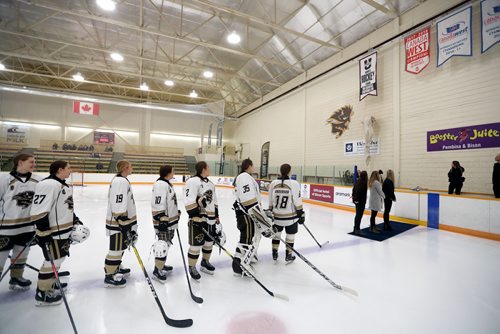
[309, 184, 334, 203]
[427, 122, 500, 151]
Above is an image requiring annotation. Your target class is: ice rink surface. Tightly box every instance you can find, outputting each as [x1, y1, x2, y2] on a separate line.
[1, 184, 499, 334]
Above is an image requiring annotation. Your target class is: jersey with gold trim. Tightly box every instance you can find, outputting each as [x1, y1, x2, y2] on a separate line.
[106, 175, 137, 236]
[0, 172, 40, 236]
[31, 176, 74, 240]
[268, 178, 303, 226]
[233, 172, 261, 210]
[183, 175, 218, 225]
[151, 178, 179, 228]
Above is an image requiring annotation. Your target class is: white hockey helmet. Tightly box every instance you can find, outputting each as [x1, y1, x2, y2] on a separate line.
[70, 224, 90, 244]
[152, 240, 170, 258]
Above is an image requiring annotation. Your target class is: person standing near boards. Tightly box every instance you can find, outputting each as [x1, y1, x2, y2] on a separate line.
[352, 171, 368, 236]
[382, 170, 396, 231]
[448, 161, 465, 195]
[368, 171, 385, 233]
[493, 154, 500, 198]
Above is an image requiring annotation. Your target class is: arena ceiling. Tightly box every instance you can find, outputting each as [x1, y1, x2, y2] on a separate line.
[0, 0, 422, 117]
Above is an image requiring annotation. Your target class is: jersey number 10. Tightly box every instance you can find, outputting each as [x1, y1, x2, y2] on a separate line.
[275, 195, 289, 209]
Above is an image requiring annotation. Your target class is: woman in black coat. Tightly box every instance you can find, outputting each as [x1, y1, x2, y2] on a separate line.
[382, 169, 396, 231]
[493, 154, 500, 198]
[352, 171, 368, 235]
[448, 161, 465, 195]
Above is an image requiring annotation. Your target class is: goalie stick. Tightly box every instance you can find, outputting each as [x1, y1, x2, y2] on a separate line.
[249, 213, 358, 297]
[201, 227, 289, 301]
[132, 246, 193, 328]
[176, 229, 203, 304]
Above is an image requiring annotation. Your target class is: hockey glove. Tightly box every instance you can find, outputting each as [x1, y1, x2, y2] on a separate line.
[297, 209, 305, 225]
[264, 209, 274, 222]
[125, 230, 138, 247]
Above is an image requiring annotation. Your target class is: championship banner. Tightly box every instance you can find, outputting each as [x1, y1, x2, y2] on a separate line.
[436, 6, 472, 67]
[405, 27, 430, 74]
[427, 122, 500, 152]
[73, 101, 100, 116]
[344, 138, 380, 156]
[359, 52, 377, 100]
[481, 0, 500, 53]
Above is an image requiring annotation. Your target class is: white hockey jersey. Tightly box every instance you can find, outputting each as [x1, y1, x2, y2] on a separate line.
[183, 175, 218, 225]
[106, 175, 137, 236]
[151, 178, 179, 228]
[0, 172, 40, 236]
[268, 178, 303, 226]
[233, 172, 261, 210]
[31, 176, 75, 240]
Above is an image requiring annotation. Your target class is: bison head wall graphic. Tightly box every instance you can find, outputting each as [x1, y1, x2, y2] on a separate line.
[326, 105, 353, 138]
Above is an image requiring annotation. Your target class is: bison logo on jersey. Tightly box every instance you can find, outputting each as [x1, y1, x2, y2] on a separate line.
[65, 196, 74, 210]
[0, 236, 10, 249]
[326, 105, 353, 139]
[13, 191, 35, 209]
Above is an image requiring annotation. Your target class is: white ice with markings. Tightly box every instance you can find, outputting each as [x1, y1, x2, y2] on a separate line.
[1, 185, 499, 334]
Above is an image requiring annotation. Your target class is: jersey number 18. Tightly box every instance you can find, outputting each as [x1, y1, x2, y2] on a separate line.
[275, 195, 289, 209]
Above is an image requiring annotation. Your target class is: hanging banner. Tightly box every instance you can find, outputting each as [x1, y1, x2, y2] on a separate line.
[436, 6, 472, 67]
[344, 138, 380, 156]
[2, 124, 29, 144]
[359, 52, 377, 100]
[481, 0, 500, 53]
[405, 27, 431, 74]
[427, 122, 500, 152]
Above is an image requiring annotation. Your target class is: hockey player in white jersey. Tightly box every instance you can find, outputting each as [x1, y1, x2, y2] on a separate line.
[151, 165, 180, 283]
[232, 158, 273, 276]
[0, 154, 39, 290]
[268, 164, 305, 263]
[183, 161, 220, 280]
[32, 160, 89, 306]
[104, 160, 137, 288]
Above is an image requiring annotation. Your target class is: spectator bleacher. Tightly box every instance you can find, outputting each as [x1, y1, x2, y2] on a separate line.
[123, 151, 190, 175]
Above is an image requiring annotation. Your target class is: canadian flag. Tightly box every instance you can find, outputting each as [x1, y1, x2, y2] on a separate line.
[73, 101, 100, 116]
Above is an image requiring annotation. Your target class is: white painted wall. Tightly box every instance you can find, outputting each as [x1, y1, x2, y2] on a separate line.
[0, 91, 229, 154]
[232, 1, 500, 194]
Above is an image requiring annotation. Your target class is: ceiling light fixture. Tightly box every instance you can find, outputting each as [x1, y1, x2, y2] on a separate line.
[189, 90, 198, 98]
[227, 31, 241, 44]
[164, 80, 174, 87]
[96, 0, 116, 11]
[72, 72, 84, 81]
[110, 52, 124, 62]
[140, 83, 149, 91]
[203, 71, 214, 78]
[0, 63, 5, 70]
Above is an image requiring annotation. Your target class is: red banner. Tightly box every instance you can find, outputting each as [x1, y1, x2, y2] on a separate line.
[309, 184, 334, 203]
[73, 101, 100, 116]
[405, 27, 430, 74]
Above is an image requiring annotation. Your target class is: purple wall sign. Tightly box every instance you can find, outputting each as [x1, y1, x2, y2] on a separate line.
[427, 122, 500, 152]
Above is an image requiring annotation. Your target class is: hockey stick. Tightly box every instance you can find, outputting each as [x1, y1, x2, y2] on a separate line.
[7, 255, 70, 277]
[201, 227, 289, 301]
[44, 243, 78, 334]
[0, 234, 36, 282]
[250, 214, 358, 297]
[132, 245, 193, 328]
[175, 229, 203, 304]
[302, 223, 329, 248]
